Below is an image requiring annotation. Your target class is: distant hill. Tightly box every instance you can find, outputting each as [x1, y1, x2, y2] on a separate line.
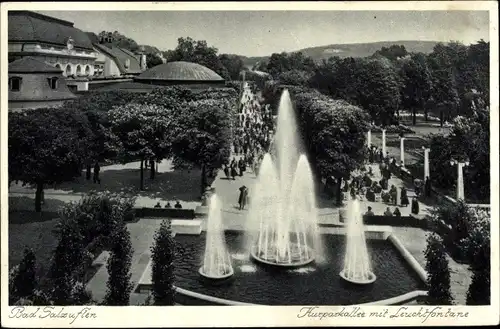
[240, 40, 443, 68]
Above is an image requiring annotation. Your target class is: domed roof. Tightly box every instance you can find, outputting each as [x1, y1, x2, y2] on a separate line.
[135, 61, 224, 82]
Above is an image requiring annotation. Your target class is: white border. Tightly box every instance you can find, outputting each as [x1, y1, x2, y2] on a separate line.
[1, 1, 499, 327]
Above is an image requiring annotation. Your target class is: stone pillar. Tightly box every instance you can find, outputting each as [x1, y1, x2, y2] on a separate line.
[382, 129, 386, 156]
[367, 130, 372, 147]
[422, 147, 430, 180]
[400, 137, 405, 167]
[450, 160, 469, 200]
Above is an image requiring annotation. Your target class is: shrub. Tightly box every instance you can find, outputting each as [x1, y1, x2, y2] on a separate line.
[150, 220, 176, 305]
[49, 221, 85, 305]
[57, 191, 136, 245]
[430, 201, 490, 264]
[466, 243, 490, 305]
[424, 233, 453, 305]
[71, 282, 95, 305]
[12, 248, 37, 299]
[104, 224, 133, 306]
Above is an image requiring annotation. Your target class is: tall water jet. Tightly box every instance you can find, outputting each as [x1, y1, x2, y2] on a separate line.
[287, 155, 326, 264]
[340, 199, 376, 284]
[247, 90, 322, 267]
[199, 194, 234, 280]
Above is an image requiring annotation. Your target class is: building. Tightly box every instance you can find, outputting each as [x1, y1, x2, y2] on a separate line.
[8, 11, 98, 77]
[94, 61, 226, 93]
[8, 11, 148, 93]
[134, 61, 225, 87]
[8, 57, 76, 110]
[93, 43, 143, 78]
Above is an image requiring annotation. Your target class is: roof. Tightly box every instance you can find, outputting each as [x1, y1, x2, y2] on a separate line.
[8, 56, 63, 74]
[8, 11, 94, 51]
[93, 43, 142, 74]
[135, 61, 224, 82]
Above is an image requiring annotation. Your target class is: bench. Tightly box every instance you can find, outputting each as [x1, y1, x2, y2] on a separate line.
[134, 207, 195, 219]
[362, 214, 427, 228]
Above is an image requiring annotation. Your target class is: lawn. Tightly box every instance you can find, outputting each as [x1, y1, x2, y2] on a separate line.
[8, 210, 60, 285]
[9, 159, 203, 209]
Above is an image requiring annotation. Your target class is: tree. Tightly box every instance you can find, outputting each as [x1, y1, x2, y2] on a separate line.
[373, 45, 409, 61]
[219, 54, 245, 80]
[310, 57, 401, 125]
[428, 107, 490, 202]
[63, 91, 138, 178]
[399, 53, 433, 124]
[9, 108, 93, 212]
[98, 30, 139, 52]
[266, 52, 316, 78]
[171, 96, 234, 194]
[169, 37, 230, 79]
[108, 103, 174, 190]
[146, 53, 164, 68]
[425, 233, 453, 305]
[12, 249, 37, 299]
[150, 220, 176, 305]
[104, 224, 133, 306]
[269, 86, 370, 205]
[277, 69, 313, 86]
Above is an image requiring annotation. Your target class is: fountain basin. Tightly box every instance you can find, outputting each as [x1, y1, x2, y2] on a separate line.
[137, 232, 426, 305]
[250, 244, 315, 268]
[339, 269, 377, 285]
[199, 265, 234, 280]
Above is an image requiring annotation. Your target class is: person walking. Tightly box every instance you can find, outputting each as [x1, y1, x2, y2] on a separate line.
[411, 197, 420, 215]
[230, 165, 238, 180]
[424, 176, 432, 198]
[93, 161, 101, 184]
[238, 186, 248, 210]
[238, 158, 245, 177]
[400, 187, 409, 207]
[223, 164, 230, 179]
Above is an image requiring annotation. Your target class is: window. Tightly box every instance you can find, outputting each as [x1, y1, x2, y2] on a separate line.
[85, 65, 91, 76]
[55, 64, 62, 71]
[47, 77, 58, 90]
[65, 64, 72, 76]
[124, 59, 130, 69]
[9, 77, 22, 92]
[76, 65, 82, 76]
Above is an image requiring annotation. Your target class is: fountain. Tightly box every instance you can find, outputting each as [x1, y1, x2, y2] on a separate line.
[340, 199, 377, 284]
[246, 90, 324, 267]
[199, 194, 234, 280]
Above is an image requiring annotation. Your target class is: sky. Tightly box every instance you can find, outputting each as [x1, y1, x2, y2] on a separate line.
[39, 10, 490, 57]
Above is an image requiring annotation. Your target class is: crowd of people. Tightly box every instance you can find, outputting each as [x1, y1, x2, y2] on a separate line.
[223, 82, 278, 211]
[332, 144, 434, 216]
[231, 83, 275, 177]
